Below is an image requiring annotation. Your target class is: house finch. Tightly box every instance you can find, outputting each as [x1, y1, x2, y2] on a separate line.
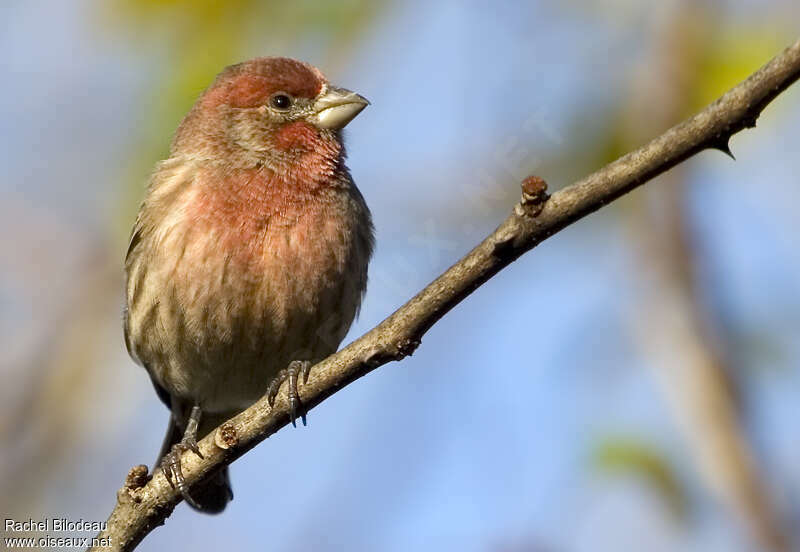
[123, 57, 374, 513]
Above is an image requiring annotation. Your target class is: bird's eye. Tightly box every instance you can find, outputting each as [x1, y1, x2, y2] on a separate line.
[269, 93, 292, 111]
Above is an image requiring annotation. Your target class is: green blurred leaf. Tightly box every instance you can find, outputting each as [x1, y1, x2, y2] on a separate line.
[592, 436, 690, 521]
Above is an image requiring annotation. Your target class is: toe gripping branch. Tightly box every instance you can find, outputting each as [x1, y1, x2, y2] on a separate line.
[267, 360, 312, 427]
[161, 359, 313, 509]
[162, 405, 204, 509]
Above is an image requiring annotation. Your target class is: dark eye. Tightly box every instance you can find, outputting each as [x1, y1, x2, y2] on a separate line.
[270, 93, 292, 110]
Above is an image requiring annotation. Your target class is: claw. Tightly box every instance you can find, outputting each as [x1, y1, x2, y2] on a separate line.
[288, 366, 299, 427]
[266, 361, 312, 427]
[300, 361, 312, 384]
[266, 369, 286, 407]
[160, 405, 204, 509]
[184, 435, 201, 456]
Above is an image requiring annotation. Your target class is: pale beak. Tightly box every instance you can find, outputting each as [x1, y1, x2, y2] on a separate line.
[312, 86, 369, 130]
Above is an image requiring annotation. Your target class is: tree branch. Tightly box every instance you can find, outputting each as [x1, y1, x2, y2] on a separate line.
[92, 37, 800, 552]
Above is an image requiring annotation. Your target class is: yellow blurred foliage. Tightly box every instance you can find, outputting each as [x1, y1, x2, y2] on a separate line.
[593, 437, 689, 521]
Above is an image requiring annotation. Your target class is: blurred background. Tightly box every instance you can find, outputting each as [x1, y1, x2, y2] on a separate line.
[2, 0, 799, 550]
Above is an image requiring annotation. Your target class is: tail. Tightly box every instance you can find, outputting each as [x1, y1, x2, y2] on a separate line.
[157, 415, 233, 514]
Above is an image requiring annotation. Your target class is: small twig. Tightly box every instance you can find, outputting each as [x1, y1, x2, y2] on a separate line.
[91, 37, 800, 552]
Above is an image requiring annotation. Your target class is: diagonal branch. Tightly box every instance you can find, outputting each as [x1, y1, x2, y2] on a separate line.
[92, 37, 800, 552]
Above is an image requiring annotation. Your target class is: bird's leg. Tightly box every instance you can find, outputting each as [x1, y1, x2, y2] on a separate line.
[162, 404, 204, 509]
[267, 360, 312, 427]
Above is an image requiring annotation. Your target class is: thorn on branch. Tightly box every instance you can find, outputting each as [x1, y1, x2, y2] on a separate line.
[709, 135, 736, 160]
[520, 175, 550, 216]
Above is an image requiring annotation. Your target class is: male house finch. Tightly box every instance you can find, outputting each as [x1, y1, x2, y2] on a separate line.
[123, 57, 374, 513]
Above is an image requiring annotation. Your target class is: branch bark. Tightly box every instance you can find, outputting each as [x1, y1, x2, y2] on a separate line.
[92, 37, 800, 552]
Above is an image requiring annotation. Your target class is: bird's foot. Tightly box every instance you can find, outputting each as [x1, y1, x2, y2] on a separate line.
[162, 405, 204, 509]
[267, 360, 312, 427]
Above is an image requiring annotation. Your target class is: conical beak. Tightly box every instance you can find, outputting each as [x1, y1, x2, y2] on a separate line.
[312, 86, 369, 130]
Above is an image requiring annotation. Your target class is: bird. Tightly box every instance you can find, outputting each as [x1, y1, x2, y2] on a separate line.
[123, 57, 374, 513]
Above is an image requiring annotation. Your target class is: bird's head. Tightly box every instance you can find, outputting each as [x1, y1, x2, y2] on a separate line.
[172, 57, 369, 171]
